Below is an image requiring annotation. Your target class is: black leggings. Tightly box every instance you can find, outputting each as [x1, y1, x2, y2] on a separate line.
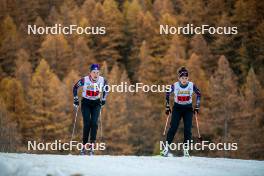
[166, 104, 193, 144]
[81, 98, 101, 144]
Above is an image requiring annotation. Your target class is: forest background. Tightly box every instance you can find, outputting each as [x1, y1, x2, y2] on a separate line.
[0, 0, 263, 159]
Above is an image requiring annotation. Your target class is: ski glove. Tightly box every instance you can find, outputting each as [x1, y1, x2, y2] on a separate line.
[73, 96, 79, 107]
[165, 103, 171, 115]
[101, 100, 106, 106]
[193, 107, 199, 114]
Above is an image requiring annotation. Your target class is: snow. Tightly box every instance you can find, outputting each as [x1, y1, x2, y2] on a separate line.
[0, 153, 264, 176]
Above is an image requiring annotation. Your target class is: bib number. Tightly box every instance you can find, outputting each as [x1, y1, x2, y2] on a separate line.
[177, 96, 190, 102]
[86, 90, 99, 97]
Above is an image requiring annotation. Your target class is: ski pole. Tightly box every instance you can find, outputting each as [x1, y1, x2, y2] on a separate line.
[163, 113, 170, 136]
[195, 112, 202, 141]
[99, 108, 103, 139]
[70, 106, 79, 142]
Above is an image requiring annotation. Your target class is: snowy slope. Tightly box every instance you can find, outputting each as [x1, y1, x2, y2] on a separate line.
[0, 153, 263, 176]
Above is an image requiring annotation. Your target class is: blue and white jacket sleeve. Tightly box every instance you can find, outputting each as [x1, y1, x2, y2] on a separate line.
[193, 84, 201, 108]
[165, 84, 174, 106]
[102, 79, 109, 101]
[73, 78, 84, 98]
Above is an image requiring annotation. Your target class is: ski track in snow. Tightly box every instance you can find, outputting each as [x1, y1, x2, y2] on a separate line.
[0, 153, 264, 176]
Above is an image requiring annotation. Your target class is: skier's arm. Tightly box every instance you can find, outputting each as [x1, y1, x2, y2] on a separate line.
[165, 84, 174, 106]
[193, 84, 201, 108]
[102, 79, 109, 101]
[165, 84, 174, 115]
[73, 77, 84, 97]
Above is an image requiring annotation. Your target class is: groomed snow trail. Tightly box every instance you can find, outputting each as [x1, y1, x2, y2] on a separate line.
[0, 153, 263, 176]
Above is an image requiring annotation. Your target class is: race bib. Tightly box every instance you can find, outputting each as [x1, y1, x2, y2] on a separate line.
[177, 96, 190, 102]
[86, 90, 99, 97]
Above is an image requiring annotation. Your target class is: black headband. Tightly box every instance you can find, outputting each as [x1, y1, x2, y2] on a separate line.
[179, 71, 188, 77]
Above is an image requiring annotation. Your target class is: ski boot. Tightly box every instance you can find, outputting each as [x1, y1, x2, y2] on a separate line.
[80, 148, 86, 155]
[160, 146, 169, 157]
[88, 143, 95, 156]
[183, 149, 190, 157]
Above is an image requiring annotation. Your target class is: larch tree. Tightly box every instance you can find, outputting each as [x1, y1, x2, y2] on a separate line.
[187, 53, 209, 101]
[189, 34, 216, 74]
[39, 34, 72, 79]
[136, 11, 166, 58]
[100, 0, 125, 66]
[137, 41, 161, 84]
[0, 78, 27, 136]
[72, 36, 95, 76]
[88, 3, 106, 63]
[253, 21, 264, 85]
[237, 68, 264, 159]
[59, 0, 81, 47]
[81, 0, 96, 21]
[102, 64, 133, 155]
[211, 13, 235, 60]
[63, 70, 82, 142]
[47, 6, 62, 25]
[0, 16, 20, 76]
[131, 40, 168, 155]
[16, 0, 40, 24]
[37, 0, 62, 19]
[178, 0, 206, 26]
[152, 0, 174, 19]
[25, 16, 46, 70]
[156, 13, 178, 57]
[232, 0, 258, 78]
[27, 59, 69, 146]
[209, 55, 241, 157]
[161, 35, 186, 84]
[59, 0, 79, 26]
[186, 53, 210, 142]
[123, 0, 142, 82]
[127, 90, 159, 155]
[15, 49, 32, 92]
[0, 97, 21, 152]
[205, 0, 228, 26]
[84, 0, 124, 69]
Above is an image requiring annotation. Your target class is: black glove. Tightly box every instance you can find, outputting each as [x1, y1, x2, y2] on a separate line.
[73, 96, 79, 107]
[101, 100, 106, 106]
[193, 107, 199, 114]
[165, 103, 171, 115]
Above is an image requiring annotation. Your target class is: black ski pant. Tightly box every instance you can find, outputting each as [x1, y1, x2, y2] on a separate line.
[81, 98, 101, 144]
[166, 104, 193, 144]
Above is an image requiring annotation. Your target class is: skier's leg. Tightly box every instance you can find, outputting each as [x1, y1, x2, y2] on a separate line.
[90, 100, 101, 143]
[81, 99, 92, 145]
[182, 108, 193, 157]
[87, 101, 101, 155]
[183, 108, 193, 143]
[166, 106, 182, 144]
[161, 106, 182, 156]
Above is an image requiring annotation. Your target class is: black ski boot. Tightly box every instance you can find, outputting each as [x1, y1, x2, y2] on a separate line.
[80, 148, 86, 155]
